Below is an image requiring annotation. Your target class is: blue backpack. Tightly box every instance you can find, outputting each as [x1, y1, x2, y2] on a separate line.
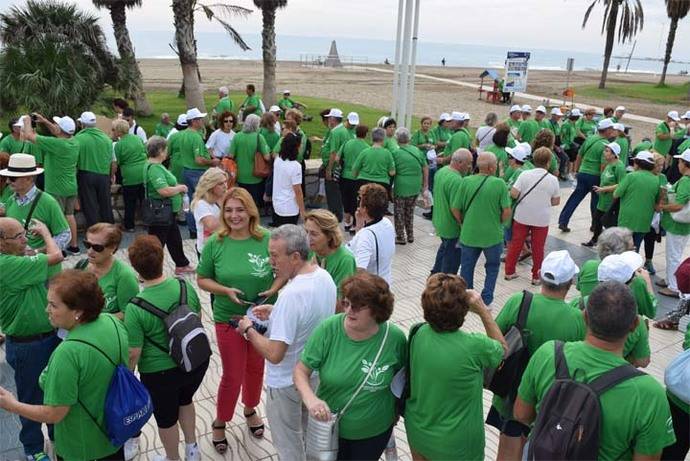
[68, 315, 153, 447]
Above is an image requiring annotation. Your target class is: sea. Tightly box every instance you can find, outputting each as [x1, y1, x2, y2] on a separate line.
[124, 30, 690, 76]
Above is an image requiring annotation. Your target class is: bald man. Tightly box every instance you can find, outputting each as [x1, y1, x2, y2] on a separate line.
[452, 152, 512, 305]
[0, 217, 63, 460]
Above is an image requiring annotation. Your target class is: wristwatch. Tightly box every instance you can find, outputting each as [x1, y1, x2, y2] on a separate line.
[242, 324, 254, 339]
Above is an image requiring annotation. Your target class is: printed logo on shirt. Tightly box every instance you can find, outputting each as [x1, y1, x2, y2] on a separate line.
[360, 359, 390, 390]
[248, 253, 271, 278]
[105, 295, 116, 311]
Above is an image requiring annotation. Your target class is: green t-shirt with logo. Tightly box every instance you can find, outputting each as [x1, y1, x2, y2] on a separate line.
[411, 129, 436, 152]
[518, 119, 540, 144]
[661, 175, 690, 236]
[144, 162, 183, 213]
[197, 230, 275, 322]
[241, 94, 263, 116]
[315, 245, 356, 299]
[40, 314, 128, 461]
[154, 122, 173, 139]
[561, 120, 577, 149]
[597, 160, 626, 211]
[0, 253, 52, 336]
[654, 121, 672, 156]
[328, 124, 356, 161]
[485, 144, 510, 179]
[178, 128, 211, 171]
[432, 125, 452, 152]
[577, 118, 597, 138]
[677, 137, 690, 156]
[444, 128, 471, 155]
[455, 174, 511, 248]
[36, 135, 79, 197]
[404, 323, 503, 460]
[278, 97, 294, 112]
[614, 169, 660, 233]
[99, 259, 140, 314]
[338, 138, 369, 180]
[215, 96, 235, 115]
[432, 166, 463, 239]
[74, 127, 113, 175]
[352, 146, 395, 184]
[578, 134, 607, 176]
[393, 145, 426, 197]
[506, 118, 521, 140]
[518, 341, 676, 459]
[301, 314, 406, 440]
[114, 134, 147, 186]
[228, 131, 270, 185]
[124, 278, 201, 373]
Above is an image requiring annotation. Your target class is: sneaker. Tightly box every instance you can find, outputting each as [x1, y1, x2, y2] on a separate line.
[124, 437, 140, 461]
[558, 224, 571, 232]
[655, 278, 668, 288]
[644, 260, 656, 275]
[581, 240, 596, 247]
[29, 452, 49, 461]
[65, 246, 81, 256]
[422, 211, 432, 220]
[186, 443, 201, 461]
[174, 265, 196, 275]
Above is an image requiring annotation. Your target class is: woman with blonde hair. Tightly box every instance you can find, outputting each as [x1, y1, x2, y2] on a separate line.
[191, 167, 228, 255]
[196, 187, 285, 452]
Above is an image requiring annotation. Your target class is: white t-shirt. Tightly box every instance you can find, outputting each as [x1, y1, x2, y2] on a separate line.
[475, 125, 496, 153]
[347, 218, 395, 285]
[512, 168, 560, 227]
[193, 199, 220, 251]
[129, 121, 147, 142]
[166, 128, 178, 140]
[266, 266, 336, 388]
[272, 156, 302, 217]
[206, 129, 235, 158]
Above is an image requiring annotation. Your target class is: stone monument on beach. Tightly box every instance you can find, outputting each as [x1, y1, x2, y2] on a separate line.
[324, 40, 343, 67]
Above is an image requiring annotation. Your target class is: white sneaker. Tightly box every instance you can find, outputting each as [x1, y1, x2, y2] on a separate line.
[185, 443, 200, 461]
[124, 437, 140, 461]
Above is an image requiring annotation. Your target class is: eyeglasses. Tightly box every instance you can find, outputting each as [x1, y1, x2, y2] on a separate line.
[7, 177, 19, 183]
[223, 119, 234, 124]
[83, 240, 106, 252]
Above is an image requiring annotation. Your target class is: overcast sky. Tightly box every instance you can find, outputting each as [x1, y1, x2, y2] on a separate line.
[1, 0, 688, 61]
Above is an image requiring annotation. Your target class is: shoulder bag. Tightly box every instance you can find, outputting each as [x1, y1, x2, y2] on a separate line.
[23, 190, 43, 230]
[253, 133, 272, 178]
[460, 175, 489, 223]
[141, 164, 174, 227]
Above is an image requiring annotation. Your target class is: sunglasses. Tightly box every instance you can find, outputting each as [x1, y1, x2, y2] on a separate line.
[83, 240, 107, 252]
[7, 177, 19, 182]
[223, 119, 235, 124]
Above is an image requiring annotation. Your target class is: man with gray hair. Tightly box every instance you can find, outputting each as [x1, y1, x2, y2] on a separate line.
[74, 111, 115, 227]
[154, 112, 173, 138]
[238, 224, 336, 461]
[214, 86, 234, 119]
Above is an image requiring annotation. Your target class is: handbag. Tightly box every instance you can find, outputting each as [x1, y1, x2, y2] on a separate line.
[306, 322, 391, 461]
[141, 164, 174, 226]
[220, 157, 238, 188]
[252, 133, 271, 178]
[601, 198, 620, 228]
[665, 348, 690, 404]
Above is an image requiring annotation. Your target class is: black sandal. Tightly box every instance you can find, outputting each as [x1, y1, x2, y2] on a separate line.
[212, 422, 228, 454]
[244, 410, 265, 439]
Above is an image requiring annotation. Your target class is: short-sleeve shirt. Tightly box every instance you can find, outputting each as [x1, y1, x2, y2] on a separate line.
[0, 253, 52, 336]
[328, 124, 355, 160]
[178, 129, 211, 171]
[214, 96, 234, 115]
[597, 160, 627, 212]
[455, 174, 511, 248]
[512, 168, 560, 227]
[352, 146, 395, 184]
[347, 219, 396, 285]
[114, 134, 147, 186]
[36, 135, 79, 197]
[145, 162, 182, 212]
[315, 245, 356, 299]
[661, 175, 690, 236]
[205, 129, 235, 159]
[272, 156, 302, 217]
[444, 129, 471, 155]
[654, 121, 672, 156]
[431, 166, 464, 239]
[154, 123, 173, 138]
[614, 170, 660, 233]
[393, 145, 426, 197]
[485, 144, 510, 179]
[228, 131, 270, 185]
[4, 190, 69, 254]
[74, 128, 113, 175]
[98, 259, 140, 314]
[578, 134, 607, 176]
[338, 138, 369, 180]
[193, 199, 220, 252]
[411, 129, 436, 152]
[518, 119, 540, 144]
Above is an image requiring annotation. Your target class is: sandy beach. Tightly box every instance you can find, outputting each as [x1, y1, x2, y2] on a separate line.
[139, 59, 689, 143]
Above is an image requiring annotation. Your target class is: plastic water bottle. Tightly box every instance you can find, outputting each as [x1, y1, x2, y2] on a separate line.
[182, 195, 190, 213]
[384, 435, 398, 461]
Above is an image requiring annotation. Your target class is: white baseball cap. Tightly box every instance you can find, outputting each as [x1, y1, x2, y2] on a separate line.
[185, 107, 207, 121]
[326, 108, 343, 118]
[439, 112, 452, 122]
[551, 107, 564, 116]
[463, 112, 471, 120]
[52, 116, 75, 135]
[13, 115, 27, 128]
[613, 122, 625, 132]
[598, 251, 643, 283]
[570, 108, 582, 117]
[269, 105, 281, 113]
[506, 143, 531, 162]
[668, 110, 681, 122]
[682, 111, 690, 120]
[451, 111, 464, 121]
[597, 118, 614, 130]
[615, 105, 626, 112]
[282, 89, 291, 94]
[78, 111, 97, 125]
[605, 142, 621, 157]
[176, 114, 188, 126]
[536, 105, 547, 114]
[673, 149, 690, 163]
[509, 104, 522, 114]
[521, 105, 532, 113]
[634, 151, 655, 164]
[347, 112, 360, 125]
[540, 250, 579, 285]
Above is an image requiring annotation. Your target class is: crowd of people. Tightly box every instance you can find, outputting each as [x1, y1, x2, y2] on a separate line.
[0, 87, 689, 461]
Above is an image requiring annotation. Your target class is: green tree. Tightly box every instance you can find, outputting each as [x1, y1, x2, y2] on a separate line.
[93, 0, 152, 115]
[582, 0, 644, 89]
[659, 0, 690, 87]
[0, 0, 117, 115]
[253, 0, 288, 108]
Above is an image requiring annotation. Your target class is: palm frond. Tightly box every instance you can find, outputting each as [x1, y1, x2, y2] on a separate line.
[582, 0, 600, 28]
[197, 3, 252, 17]
[211, 15, 251, 50]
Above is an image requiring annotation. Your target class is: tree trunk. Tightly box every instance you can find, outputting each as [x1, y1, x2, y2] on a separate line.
[599, 0, 619, 89]
[110, 3, 152, 116]
[659, 17, 678, 87]
[261, 7, 277, 108]
[172, 0, 205, 112]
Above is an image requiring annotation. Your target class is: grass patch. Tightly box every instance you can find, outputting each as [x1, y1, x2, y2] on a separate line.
[576, 82, 690, 105]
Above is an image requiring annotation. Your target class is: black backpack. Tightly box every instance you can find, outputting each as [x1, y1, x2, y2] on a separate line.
[130, 279, 211, 372]
[527, 341, 644, 460]
[484, 290, 532, 399]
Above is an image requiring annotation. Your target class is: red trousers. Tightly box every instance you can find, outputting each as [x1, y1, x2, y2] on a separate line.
[215, 323, 265, 421]
[505, 220, 549, 279]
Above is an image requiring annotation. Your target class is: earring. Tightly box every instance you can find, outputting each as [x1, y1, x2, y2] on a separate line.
[75, 315, 80, 321]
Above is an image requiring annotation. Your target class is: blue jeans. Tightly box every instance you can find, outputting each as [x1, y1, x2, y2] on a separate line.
[428, 166, 438, 192]
[558, 172, 600, 227]
[183, 168, 205, 234]
[460, 242, 503, 305]
[633, 232, 645, 252]
[5, 333, 60, 456]
[431, 237, 462, 275]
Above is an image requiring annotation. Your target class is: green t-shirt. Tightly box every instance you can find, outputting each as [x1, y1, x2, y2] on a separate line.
[228, 131, 270, 185]
[597, 160, 626, 211]
[214, 96, 235, 115]
[167, 130, 185, 182]
[36, 135, 79, 197]
[278, 97, 294, 112]
[614, 170, 660, 233]
[273, 128, 308, 162]
[0, 134, 32, 156]
[404, 324, 503, 460]
[455, 174, 511, 248]
[444, 128, 471, 155]
[99, 259, 140, 314]
[617, 135, 630, 167]
[315, 245, 356, 298]
[518, 119, 540, 144]
[432, 125, 452, 151]
[338, 138, 369, 180]
[352, 146, 395, 184]
[506, 118, 521, 140]
[485, 144, 510, 179]
[4, 190, 69, 255]
[40, 314, 128, 461]
[560, 120, 577, 149]
[74, 127, 113, 175]
[544, 119, 561, 137]
[241, 94, 263, 116]
[154, 122, 173, 139]
[0, 185, 11, 208]
[0, 253, 53, 336]
[301, 315, 406, 440]
[328, 124, 355, 163]
[384, 136, 399, 153]
[677, 137, 690, 156]
[578, 134, 607, 176]
[320, 128, 332, 164]
[144, 162, 183, 213]
[633, 140, 653, 155]
[114, 134, 147, 186]
[432, 166, 463, 239]
[661, 175, 690, 236]
[518, 341, 676, 459]
[178, 128, 211, 171]
[506, 164, 529, 188]
[654, 121, 672, 156]
[260, 127, 280, 152]
[393, 145, 426, 197]
[197, 230, 275, 322]
[411, 129, 436, 152]
[577, 118, 597, 138]
[124, 278, 201, 373]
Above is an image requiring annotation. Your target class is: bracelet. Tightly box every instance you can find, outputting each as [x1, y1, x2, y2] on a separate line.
[243, 325, 254, 337]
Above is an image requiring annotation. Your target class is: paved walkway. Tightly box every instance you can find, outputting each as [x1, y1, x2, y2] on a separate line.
[1, 188, 687, 460]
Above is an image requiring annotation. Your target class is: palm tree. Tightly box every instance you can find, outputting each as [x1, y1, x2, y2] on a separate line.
[582, 0, 644, 89]
[93, 0, 152, 115]
[253, 0, 288, 108]
[172, 1, 251, 111]
[659, 0, 690, 86]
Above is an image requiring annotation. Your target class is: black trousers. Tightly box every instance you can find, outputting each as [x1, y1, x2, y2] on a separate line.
[661, 396, 690, 460]
[325, 178, 343, 222]
[238, 181, 265, 209]
[121, 184, 144, 230]
[78, 171, 114, 228]
[644, 226, 664, 260]
[58, 446, 124, 461]
[272, 213, 299, 226]
[148, 219, 190, 268]
[337, 425, 393, 461]
[591, 208, 605, 242]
